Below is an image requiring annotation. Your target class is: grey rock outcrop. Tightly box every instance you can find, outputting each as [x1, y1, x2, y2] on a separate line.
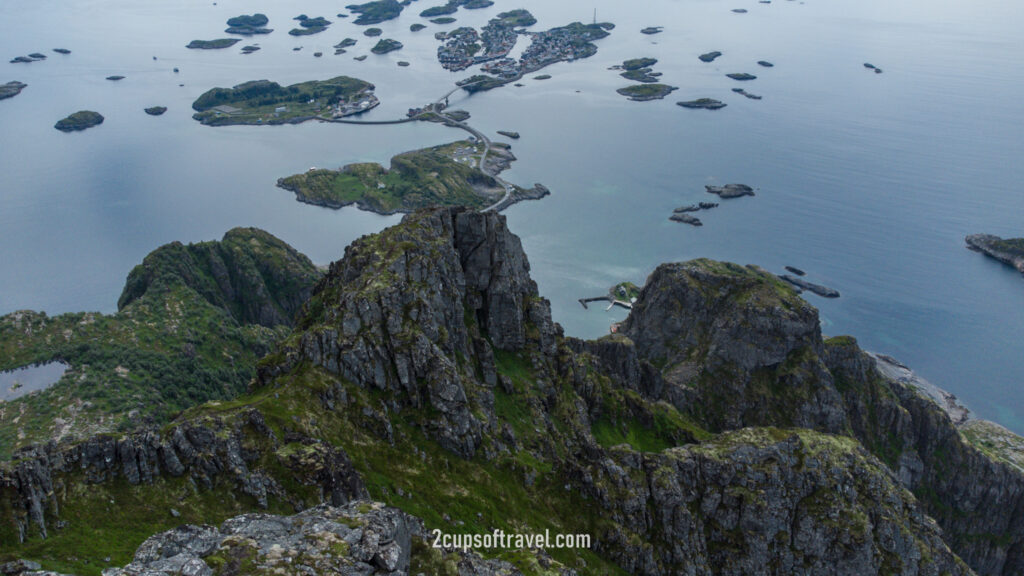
[1, 410, 365, 543]
[264, 208, 557, 458]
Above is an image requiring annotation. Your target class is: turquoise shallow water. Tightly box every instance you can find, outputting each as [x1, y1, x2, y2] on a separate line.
[1, 0, 1022, 430]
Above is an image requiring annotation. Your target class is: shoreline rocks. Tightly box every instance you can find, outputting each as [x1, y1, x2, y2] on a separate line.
[780, 274, 840, 297]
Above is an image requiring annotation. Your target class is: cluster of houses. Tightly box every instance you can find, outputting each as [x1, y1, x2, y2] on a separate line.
[437, 19, 520, 72]
[437, 28, 482, 72]
[519, 27, 597, 72]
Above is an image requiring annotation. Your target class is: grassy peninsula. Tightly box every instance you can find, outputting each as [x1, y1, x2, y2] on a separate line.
[276, 140, 510, 214]
[191, 76, 378, 126]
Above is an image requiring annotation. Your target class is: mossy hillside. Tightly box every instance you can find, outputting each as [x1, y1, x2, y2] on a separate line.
[191, 76, 374, 126]
[277, 141, 502, 214]
[4, 349, 634, 575]
[0, 229, 319, 458]
[0, 291, 281, 459]
[118, 227, 321, 327]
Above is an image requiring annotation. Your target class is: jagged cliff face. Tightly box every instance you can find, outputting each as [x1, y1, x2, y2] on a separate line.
[619, 258, 1024, 575]
[0, 208, 1019, 576]
[620, 260, 847, 434]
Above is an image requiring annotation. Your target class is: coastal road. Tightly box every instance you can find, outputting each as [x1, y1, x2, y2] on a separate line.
[327, 80, 514, 212]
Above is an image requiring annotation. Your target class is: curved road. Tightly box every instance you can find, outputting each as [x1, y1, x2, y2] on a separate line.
[325, 80, 513, 211]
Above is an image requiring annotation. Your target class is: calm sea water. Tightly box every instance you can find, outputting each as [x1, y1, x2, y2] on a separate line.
[1, 0, 1022, 430]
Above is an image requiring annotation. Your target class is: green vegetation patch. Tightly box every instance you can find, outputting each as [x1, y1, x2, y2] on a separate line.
[992, 237, 1024, 257]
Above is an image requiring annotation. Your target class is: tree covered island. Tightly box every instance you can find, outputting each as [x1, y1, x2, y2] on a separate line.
[191, 76, 378, 126]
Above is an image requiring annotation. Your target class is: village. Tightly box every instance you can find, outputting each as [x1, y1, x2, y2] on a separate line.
[436, 18, 611, 81]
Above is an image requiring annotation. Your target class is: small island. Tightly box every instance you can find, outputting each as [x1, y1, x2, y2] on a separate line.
[346, 0, 404, 25]
[9, 54, 46, 64]
[966, 234, 1024, 275]
[191, 76, 378, 126]
[0, 81, 27, 100]
[241, 45, 261, 54]
[618, 57, 661, 82]
[432, 17, 457, 24]
[758, 60, 774, 67]
[706, 183, 754, 198]
[54, 110, 104, 132]
[276, 140, 543, 214]
[53, 48, 71, 55]
[421, 4, 457, 17]
[364, 27, 383, 37]
[186, 39, 241, 49]
[371, 39, 403, 54]
[106, 75, 125, 81]
[727, 73, 757, 81]
[144, 106, 167, 116]
[410, 23, 427, 31]
[289, 16, 331, 36]
[678, 98, 727, 110]
[640, 26, 663, 35]
[699, 51, 722, 63]
[732, 88, 762, 100]
[497, 130, 520, 139]
[225, 13, 272, 35]
[616, 83, 677, 101]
